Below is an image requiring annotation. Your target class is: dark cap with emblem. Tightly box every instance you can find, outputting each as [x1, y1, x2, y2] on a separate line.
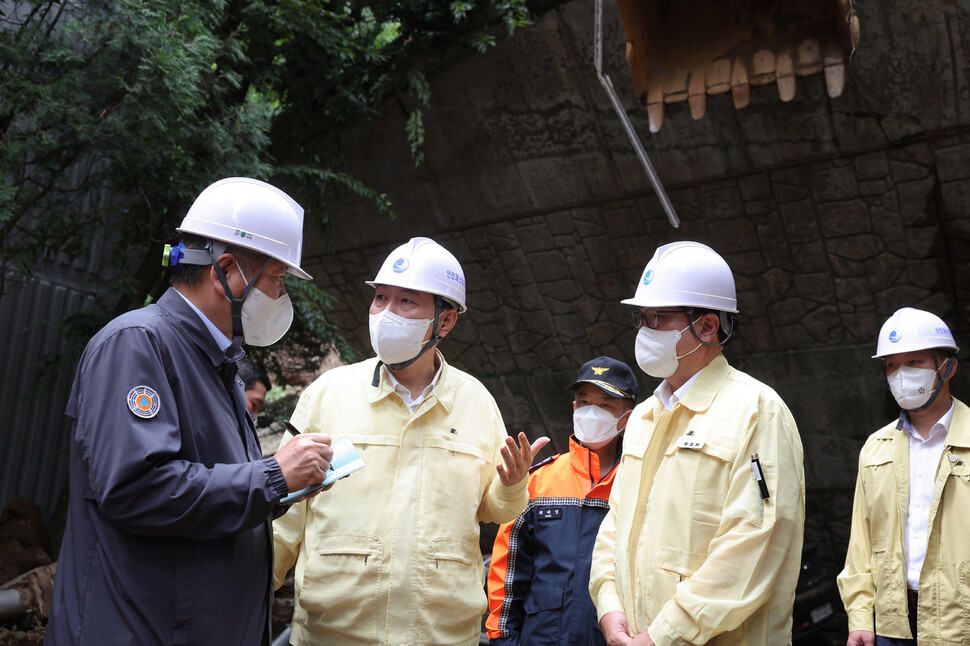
[566, 356, 638, 400]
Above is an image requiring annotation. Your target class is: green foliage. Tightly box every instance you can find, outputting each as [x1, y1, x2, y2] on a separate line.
[451, 2, 474, 22]
[0, 0, 276, 303]
[278, 164, 394, 223]
[406, 69, 431, 167]
[245, 277, 358, 379]
[260, 382, 303, 432]
[1, 0, 534, 383]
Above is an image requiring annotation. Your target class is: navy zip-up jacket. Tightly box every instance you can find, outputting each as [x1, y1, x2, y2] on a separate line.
[46, 288, 289, 645]
[486, 437, 620, 646]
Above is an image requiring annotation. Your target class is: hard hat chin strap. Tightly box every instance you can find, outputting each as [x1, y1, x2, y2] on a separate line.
[686, 310, 737, 347]
[371, 298, 447, 385]
[384, 297, 444, 371]
[208, 245, 268, 360]
[383, 338, 441, 372]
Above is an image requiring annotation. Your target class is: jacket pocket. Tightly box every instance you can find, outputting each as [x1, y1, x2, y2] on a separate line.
[955, 559, 970, 643]
[422, 439, 490, 525]
[869, 537, 901, 619]
[663, 442, 733, 527]
[420, 537, 485, 643]
[650, 546, 707, 608]
[947, 460, 970, 482]
[521, 585, 565, 644]
[861, 454, 895, 542]
[656, 546, 707, 581]
[297, 532, 383, 640]
[862, 453, 893, 472]
[749, 457, 777, 528]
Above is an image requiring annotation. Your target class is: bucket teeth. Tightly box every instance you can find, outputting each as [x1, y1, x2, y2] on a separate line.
[615, 0, 859, 130]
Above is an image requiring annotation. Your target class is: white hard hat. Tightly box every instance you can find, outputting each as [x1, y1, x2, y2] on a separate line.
[177, 177, 312, 280]
[366, 237, 467, 313]
[872, 307, 959, 358]
[622, 241, 738, 313]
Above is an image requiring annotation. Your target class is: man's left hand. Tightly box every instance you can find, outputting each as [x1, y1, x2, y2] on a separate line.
[630, 631, 655, 646]
[497, 432, 550, 486]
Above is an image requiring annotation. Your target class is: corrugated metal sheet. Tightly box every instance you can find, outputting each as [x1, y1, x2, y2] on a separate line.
[0, 147, 118, 526]
[0, 276, 98, 523]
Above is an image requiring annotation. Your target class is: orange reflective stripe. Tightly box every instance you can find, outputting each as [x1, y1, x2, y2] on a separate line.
[485, 443, 620, 639]
[485, 517, 514, 638]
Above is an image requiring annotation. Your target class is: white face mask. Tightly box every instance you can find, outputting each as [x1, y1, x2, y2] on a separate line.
[887, 363, 945, 410]
[369, 310, 433, 365]
[634, 320, 702, 379]
[237, 265, 294, 347]
[573, 405, 622, 449]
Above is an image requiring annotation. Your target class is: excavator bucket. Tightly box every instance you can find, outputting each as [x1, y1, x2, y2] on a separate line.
[616, 0, 859, 132]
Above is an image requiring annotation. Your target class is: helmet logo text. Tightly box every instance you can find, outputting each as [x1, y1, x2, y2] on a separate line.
[392, 258, 409, 273]
[888, 330, 902, 344]
[446, 270, 465, 286]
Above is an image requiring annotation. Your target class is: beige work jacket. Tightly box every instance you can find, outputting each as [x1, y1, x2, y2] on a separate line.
[273, 354, 528, 646]
[838, 397, 970, 645]
[590, 354, 805, 646]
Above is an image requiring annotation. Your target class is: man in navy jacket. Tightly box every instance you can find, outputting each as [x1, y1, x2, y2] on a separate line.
[46, 178, 333, 645]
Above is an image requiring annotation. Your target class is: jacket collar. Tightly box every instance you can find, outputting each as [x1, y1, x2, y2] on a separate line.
[881, 398, 970, 446]
[156, 288, 228, 368]
[946, 397, 970, 448]
[568, 434, 622, 482]
[674, 353, 731, 413]
[569, 435, 598, 479]
[368, 350, 456, 413]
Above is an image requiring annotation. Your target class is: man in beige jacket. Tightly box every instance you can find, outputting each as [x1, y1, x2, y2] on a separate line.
[589, 241, 805, 646]
[838, 307, 966, 646]
[273, 237, 548, 646]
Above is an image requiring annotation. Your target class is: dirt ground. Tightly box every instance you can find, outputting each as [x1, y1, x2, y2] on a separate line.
[0, 498, 52, 645]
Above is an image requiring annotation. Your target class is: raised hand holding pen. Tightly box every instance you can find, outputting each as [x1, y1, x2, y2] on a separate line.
[274, 422, 333, 497]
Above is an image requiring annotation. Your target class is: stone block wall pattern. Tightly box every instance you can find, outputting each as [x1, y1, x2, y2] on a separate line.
[295, 0, 970, 639]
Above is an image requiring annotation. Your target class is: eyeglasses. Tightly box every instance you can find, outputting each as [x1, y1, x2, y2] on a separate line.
[631, 309, 688, 330]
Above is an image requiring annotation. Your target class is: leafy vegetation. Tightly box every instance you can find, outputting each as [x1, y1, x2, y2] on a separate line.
[0, 0, 534, 380]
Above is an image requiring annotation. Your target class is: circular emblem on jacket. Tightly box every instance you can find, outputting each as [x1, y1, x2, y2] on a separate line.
[127, 385, 160, 418]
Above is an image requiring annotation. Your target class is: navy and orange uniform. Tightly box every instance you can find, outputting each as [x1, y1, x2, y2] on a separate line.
[486, 437, 620, 646]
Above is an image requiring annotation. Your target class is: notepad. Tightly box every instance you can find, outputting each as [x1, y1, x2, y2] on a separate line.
[279, 436, 365, 504]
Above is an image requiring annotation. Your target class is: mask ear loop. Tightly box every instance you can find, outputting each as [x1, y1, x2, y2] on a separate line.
[617, 407, 633, 430]
[208, 246, 269, 360]
[685, 309, 737, 347]
[914, 350, 956, 412]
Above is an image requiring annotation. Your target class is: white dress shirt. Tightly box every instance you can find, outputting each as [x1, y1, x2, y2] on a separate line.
[901, 401, 954, 590]
[655, 370, 702, 411]
[385, 361, 443, 413]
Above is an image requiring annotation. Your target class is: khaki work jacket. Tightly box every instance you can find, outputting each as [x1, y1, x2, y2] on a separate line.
[273, 354, 528, 646]
[590, 354, 806, 646]
[838, 397, 970, 645]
